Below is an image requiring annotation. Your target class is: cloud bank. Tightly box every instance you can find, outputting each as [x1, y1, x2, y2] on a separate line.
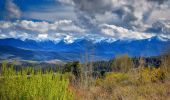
[0, 20, 164, 43]
[73, 0, 169, 26]
[0, 20, 87, 42]
[0, 0, 170, 42]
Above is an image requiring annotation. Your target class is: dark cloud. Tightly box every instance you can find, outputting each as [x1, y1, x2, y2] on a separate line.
[147, 0, 169, 4]
[67, 0, 170, 32]
[146, 20, 170, 35]
[73, 0, 114, 14]
[69, 0, 136, 32]
[113, 6, 137, 23]
[72, 0, 121, 32]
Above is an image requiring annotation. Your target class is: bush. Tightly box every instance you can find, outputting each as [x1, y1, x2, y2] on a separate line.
[0, 62, 75, 100]
[106, 73, 129, 83]
[63, 61, 82, 80]
[95, 72, 129, 88]
[111, 54, 133, 73]
[138, 67, 165, 83]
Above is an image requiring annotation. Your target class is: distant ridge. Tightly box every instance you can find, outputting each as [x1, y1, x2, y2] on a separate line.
[0, 36, 169, 61]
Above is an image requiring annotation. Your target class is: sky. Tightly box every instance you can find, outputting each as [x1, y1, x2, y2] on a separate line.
[0, 0, 170, 43]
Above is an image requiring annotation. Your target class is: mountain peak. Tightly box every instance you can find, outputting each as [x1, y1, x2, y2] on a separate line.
[148, 36, 170, 42]
[0, 37, 169, 61]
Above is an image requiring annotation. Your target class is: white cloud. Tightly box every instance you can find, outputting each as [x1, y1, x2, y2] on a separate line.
[37, 34, 48, 40]
[0, 21, 13, 29]
[0, 20, 86, 34]
[57, 0, 170, 32]
[18, 20, 50, 33]
[0, 20, 86, 41]
[2, 0, 170, 38]
[0, 19, 170, 43]
[53, 20, 86, 33]
[9, 31, 17, 37]
[64, 35, 74, 44]
[100, 24, 155, 40]
[0, 34, 7, 38]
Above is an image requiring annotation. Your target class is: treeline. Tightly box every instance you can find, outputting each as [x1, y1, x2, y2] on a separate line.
[91, 55, 161, 72]
[0, 54, 163, 74]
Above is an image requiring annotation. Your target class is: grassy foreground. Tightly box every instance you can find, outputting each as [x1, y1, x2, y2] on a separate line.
[0, 62, 74, 100]
[78, 69, 170, 100]
[0, 54, 170, 100]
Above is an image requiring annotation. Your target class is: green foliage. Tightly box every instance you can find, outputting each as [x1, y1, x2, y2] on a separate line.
[63, 61, 82, 80]
[0, 62, 74, 100]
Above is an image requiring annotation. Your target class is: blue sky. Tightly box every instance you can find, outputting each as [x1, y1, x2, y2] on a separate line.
[0, 0, 170, 43]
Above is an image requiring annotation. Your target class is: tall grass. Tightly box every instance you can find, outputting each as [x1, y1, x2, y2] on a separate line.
[0, 62, 74, 100]
[71, 55, 170, 100]
[0, 53, 170, 100]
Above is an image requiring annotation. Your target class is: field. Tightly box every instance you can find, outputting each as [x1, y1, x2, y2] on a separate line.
[0, 54, 170, 100]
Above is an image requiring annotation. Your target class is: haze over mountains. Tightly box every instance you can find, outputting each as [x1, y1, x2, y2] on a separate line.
[0, 36, 169, 61]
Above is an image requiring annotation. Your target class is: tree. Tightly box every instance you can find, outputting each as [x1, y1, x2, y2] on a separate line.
[111, 54, 133, 73]
[63, 61, 82, 80]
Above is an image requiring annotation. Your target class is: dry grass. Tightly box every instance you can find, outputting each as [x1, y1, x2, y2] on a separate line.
[69, 54, 170, 100]
[71, 69, 170, 100]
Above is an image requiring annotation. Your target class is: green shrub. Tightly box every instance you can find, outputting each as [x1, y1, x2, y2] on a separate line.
[63, 61, 82, 80]
[0, 62, 74, 100]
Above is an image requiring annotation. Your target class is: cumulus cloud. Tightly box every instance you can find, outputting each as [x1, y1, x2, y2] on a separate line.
[11, 20, 86, 33]
[37, 34, 48, 40]
[146, 20, 170, 35]
[0, 19, 166, 43]
[0, 20, 86, 42]
[100, 24, 154, 40]
[5, 0, 21, 19]
[58, 0, 170, 32]
[1, 0, 170, 42]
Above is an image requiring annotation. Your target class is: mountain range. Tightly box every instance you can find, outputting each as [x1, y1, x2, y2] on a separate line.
[0, 36, 169, 61]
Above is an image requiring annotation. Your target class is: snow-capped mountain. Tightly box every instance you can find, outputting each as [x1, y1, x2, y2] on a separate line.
[0, 36, 169, 61]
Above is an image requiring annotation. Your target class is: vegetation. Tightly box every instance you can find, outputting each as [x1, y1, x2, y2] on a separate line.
[63, 61, 82, 80]
[71, 54, 170, 100]
[0, 62, 74, 100]
[0, 54, 170, 100]
[111, 54, 133, 72]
